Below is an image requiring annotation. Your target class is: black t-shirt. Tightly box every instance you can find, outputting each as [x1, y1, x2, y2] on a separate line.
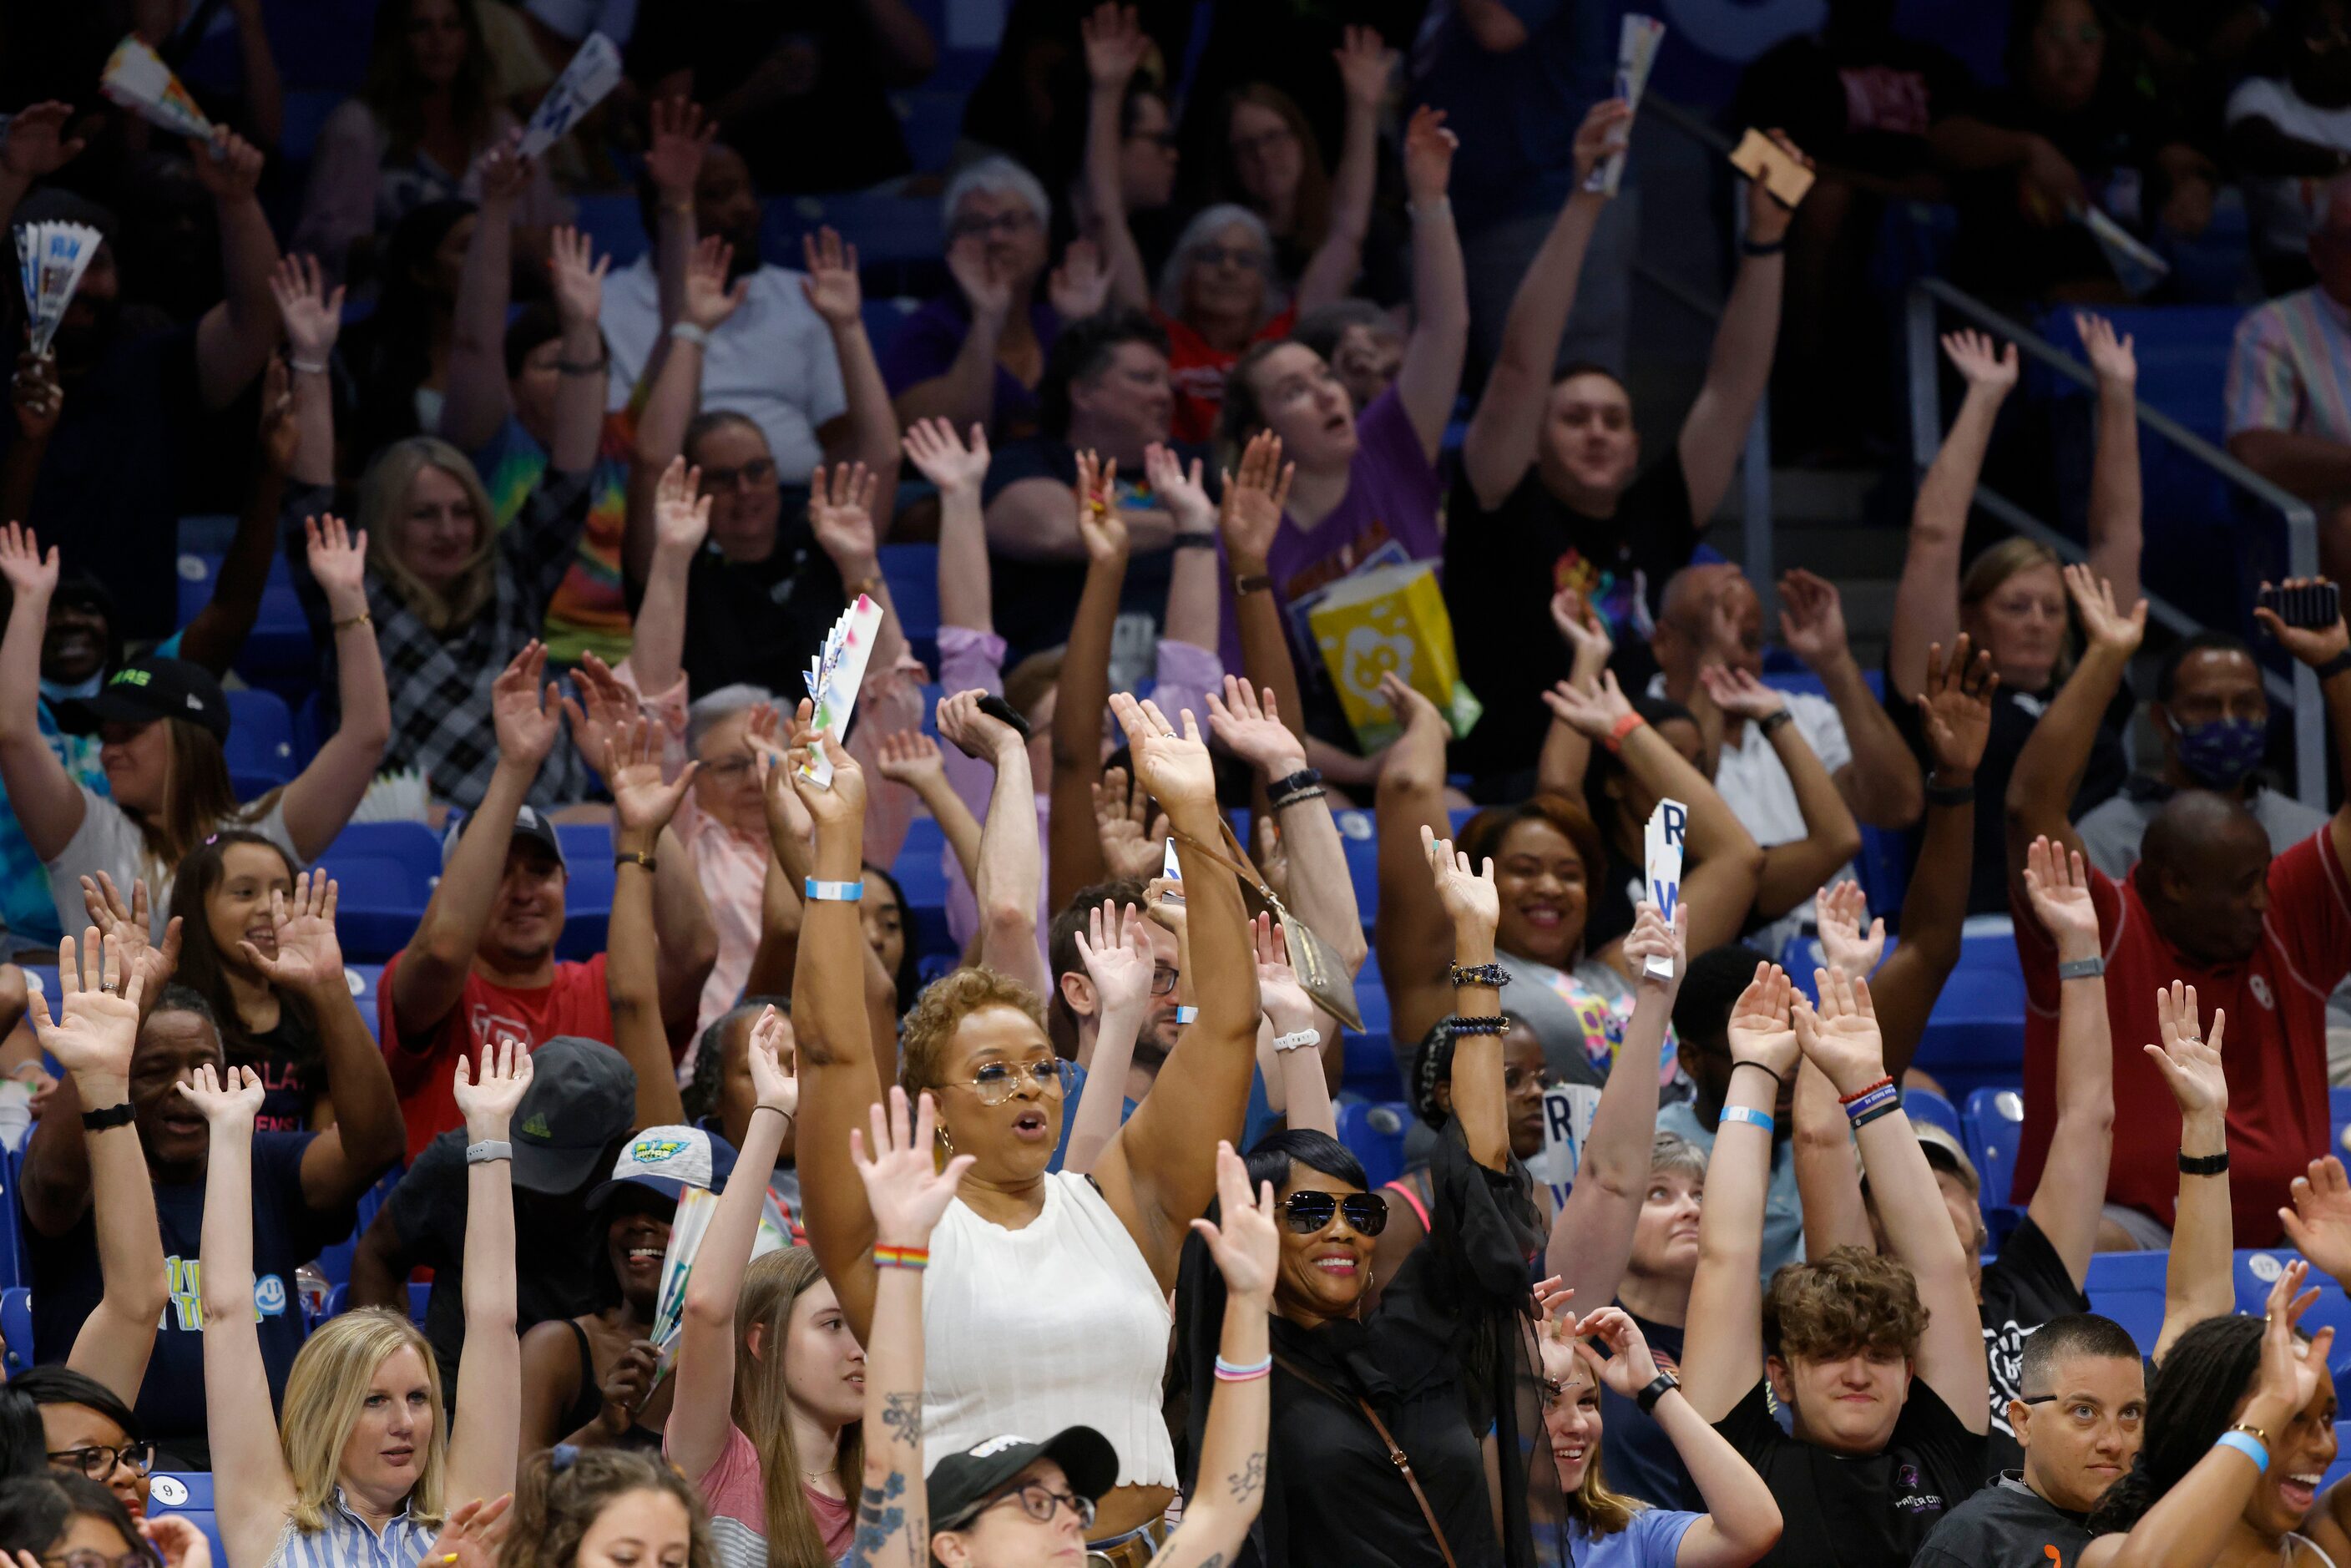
[657, 524, 849, 701]
[1888, 676, 2130, 915]
[382, 1130, 607, 1401]
[26, 1132, 350, 1458]
[231, 1014, 326, 1136]
[1444, 456, 1697, 791]
[1979, 1214, 2092, 1479]
[1913, 1471, 2092, 1567]
[626, 1, 909, 193]
[1730, 33, 1974, 183]
[1599, 1308, 1691, 1509]
[979, 438, 1192, 675]
[1716, 1377, 1987, 1567]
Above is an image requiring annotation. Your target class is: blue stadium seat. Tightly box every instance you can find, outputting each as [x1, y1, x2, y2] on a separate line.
[318, 822, 442, 963]
[341, 964, 384, 1042]
[2331, 1424, 2351, 1496]
[224, 688, 300, 794]
[556, 822, 615, 959]
[313, 1167, 402, 1287]
[2083, 1251, 2168, 1356]
[880, 542, 940, 667]
[862, 298, 918, 362]
[571, 193, 650, 269]
[2234, 1250, 2351, 1350]
[2, 1143, 27, 1286]
[2333, 1085, 2351, 1153]
[175, 548, 322, 704]
[0, 1287, 28, 1371]
[1342, 1033, 1403, 1103]
[1334, 809, 1380, 925]
[145, 1472, 225, 1568]
[892, 816, 953, 960]
[1336, 1100, 1411, 1191]
[320, 1280, 429, 1323]
[893, 90, 967, 170]
[1914, 933, 2028, 1105]
[1962, 1085, 2025, 1212]
[1905, 1085, 1963, 1145]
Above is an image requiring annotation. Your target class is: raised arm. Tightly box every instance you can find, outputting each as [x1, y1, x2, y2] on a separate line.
[2018, 836, 2116, 1286]
[445, 1040, 529, 1510]
[1373, 675, 1462, 1050]
[2079, 313, 2143, 608]
[1221, 432, 1307, 751]
[803, 228, 903, 488]
[877, 730, 984, 887]
[32, 933, 166, 1404]
[191, 131, 284, 412]
[586, 715, 698, 1130]
[1777, 569, 1923, 828]
[2251, 579, 2351, 878]
[1422, 826, 1511, 1170]
[1079, 3, 1153, 310]
[1390, 106, 1469, 459]
[1677, 134, 1808, 529]
[624, 458, 711, 698]
[1294, 28, 1395, 314]
[439, 141, 532, 453]
[546, 226, 612, 476]
[936, 691, 1049, 994]
[892, 240, 1013, 432]
[668, 1009, 796, 1485]
[625, 240, 744, 583]
[278, 514, 392, 859]
[1158, 1145, 1278, 1568]
[2005, 566, 2145, 870]
[1046, 452, 1126, 911]
[1064, 900, 1154, 1174]
[190, 1062, 299, 1568]
[1701, 665, 1861, 918]
[1256, 915, 1337, 1135]
[1095, 695, 1261, 1284]
[1544, 903, 1686, 1293]
[1459, 101, 1628, 511]
[270, 255, 340, 488]
[177, 362, 299, 677]
[1889, 331, 2017, 699]
[0, 525, 86, 856]
[1206, 675, 1367, 989]
[1534, 591, 1617, 796]
[0, 104, 84, 236]
[2149, 984, 2233, 1363]
[1796, 969, 1988, 1432]
[1681, 964, 1802, 1421]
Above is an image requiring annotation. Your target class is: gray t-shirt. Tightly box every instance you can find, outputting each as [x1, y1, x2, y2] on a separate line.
[2075, 779, 2325, 878]
[44, 785, 297, 938]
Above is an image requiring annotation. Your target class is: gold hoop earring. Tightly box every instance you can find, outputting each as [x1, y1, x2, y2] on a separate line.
[938, 1123, 956, 1155]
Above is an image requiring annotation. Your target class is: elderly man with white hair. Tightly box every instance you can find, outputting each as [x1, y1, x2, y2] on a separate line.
[2228, 171, 2351, 583]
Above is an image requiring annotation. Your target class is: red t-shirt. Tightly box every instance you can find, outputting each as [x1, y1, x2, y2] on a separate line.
[379, 950, 616, 1162]
[2010, 828, 2351, 1245]
[1157, 306, 1297, 443]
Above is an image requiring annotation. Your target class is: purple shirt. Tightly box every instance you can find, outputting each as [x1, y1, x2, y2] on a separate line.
[878, 293, 1062, 441]
[1218, 385, 1444, 672]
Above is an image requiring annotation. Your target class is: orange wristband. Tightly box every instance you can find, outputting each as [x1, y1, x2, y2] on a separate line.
[1602, 711, 1646, 754]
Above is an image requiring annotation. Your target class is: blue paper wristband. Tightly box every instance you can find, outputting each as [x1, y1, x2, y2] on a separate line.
[2216, 1430, 2269, 1473]
[804, 878, 866, 903]
[1720, 1105, 1775, 1134]
[1175, 1005, 1200, 1024]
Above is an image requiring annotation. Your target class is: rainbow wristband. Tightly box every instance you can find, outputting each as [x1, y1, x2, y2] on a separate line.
[1843, 1082, 1899, 1123]
[1214, 1354, 1273, 1382]
[2216, 1431, 2268, 1474]
[1719, 1105, 1775, 1134]
[873, 1245, 929, 1271]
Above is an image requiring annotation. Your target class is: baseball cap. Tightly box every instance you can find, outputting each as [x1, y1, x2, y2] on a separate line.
[73, 656, 229, 741]
[1909, 1118, 1983, 1197]
[585, 1123, 740, 1208]
[926, 1427, 1118, 1538]
[445, 802, 567, 870]
[508, 1036, 635, 1193]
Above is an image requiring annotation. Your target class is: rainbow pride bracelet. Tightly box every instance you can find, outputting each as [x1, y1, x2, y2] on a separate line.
[874, 1245, 929, 1271]
[1214, 1354, 1273, 1382]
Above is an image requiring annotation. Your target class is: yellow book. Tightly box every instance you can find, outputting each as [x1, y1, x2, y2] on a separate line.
[1307, 562, 1483, 751]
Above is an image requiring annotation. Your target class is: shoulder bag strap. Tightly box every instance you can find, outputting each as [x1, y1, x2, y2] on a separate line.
[1269, 1350, 1459, 1568]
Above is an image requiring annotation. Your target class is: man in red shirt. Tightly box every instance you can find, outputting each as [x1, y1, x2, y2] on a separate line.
[2008, 570, 2351, 1247]
[382, 650, 715, 1160]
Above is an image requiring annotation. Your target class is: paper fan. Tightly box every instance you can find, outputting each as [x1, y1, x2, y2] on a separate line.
[101, 36, 214, 140]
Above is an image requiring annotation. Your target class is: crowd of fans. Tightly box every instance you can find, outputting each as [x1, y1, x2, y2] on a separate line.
[10, 1, 2351, 1566]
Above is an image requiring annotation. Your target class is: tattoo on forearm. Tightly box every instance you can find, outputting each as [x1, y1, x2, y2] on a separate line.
[1227, 1452, 1265, 1506]
[882, 1390, 923, 1448]
[854, 1471, 908, 1568]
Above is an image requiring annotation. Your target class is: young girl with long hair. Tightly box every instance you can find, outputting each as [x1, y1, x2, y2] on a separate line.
[499, 1447, 715, 1568]
[156, 838, 325, 1133]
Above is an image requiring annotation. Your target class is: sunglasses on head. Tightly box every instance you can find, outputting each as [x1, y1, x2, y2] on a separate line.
[1282, 1190, 1388, 1237]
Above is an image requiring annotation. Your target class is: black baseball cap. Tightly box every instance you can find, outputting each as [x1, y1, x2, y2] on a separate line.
[73, 656, 229, 741]
[444, 802, 567, 870]
[508, 1036, 635, 1194]
[926, 1427, 1118, 1540]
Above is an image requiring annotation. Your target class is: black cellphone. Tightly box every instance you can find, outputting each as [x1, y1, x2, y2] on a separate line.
[2259, 580, 2342, 630]
[976, 693, 1032, 740]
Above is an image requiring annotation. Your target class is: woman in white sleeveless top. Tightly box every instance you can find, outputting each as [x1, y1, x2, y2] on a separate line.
[2081, 1259, 2345, 1568]
[790, 696, 1262, 1550]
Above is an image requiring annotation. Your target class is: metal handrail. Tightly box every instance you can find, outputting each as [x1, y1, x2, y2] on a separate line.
[1904, 278, 2327, 806]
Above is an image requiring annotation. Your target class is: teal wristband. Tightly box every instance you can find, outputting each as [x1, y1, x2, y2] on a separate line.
[804, 877, 865, 903]
[1719, 1105, 1775, 1134]
[2216, 1430, 2269, 1473]
[1175, 1005, 1200, 1024]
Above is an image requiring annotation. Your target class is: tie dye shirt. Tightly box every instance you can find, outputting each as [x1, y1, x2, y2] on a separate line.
[473, 411, 635, 666]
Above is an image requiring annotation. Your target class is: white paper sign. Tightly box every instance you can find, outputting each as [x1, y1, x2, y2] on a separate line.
[1641, 797, 1686, 979]
[520, 33, 624, 158]
[1527, 1083, 1605, 1213]
[1586, 15, 1665, 197]
[798, 595, 885, 788]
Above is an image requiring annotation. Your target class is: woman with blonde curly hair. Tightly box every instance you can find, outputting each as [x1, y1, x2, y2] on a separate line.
[193, 1044, 528, 1568]
[499, 1446, 715, 1568]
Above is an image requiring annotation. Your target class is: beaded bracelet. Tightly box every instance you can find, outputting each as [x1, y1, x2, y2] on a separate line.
[1449, 961, 1510, 989]
[1214, 1354, 1273, 1383]
[1443, 1014, 1510, 1036]
[1837, 1074, 1895, 1105]
[874, 1245, 928, 1272]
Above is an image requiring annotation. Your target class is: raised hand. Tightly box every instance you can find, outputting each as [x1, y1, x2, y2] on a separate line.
[12, 352, 61, 443]
[2248, 1261, 2332, 1422]
[304, 513, 369, 611]
[1205, 675, 1307, 778]
[602, 716, 700, 838]
[1189, 1141, 1281, 1308]
[1143, 441, 1214, 536]
[176, 1062, 265, 1128]
[2064, 563, 2147, 657]
[1696, 663, 1787, 721]
[1942, 328, 2020, 395]
[549, 226, 610, 331]
[902, 418, 992, 497]
[475, 130, 531, 207]
[1726, 962, 1801, 1080]
[1219, 430, 1292, 569]
[1550, 585, 1613, 675]
[78, 873, 180, 1003]
[2021, 835, 2100, 952]
[934, 688, 1024, 764]
[1253, 913, 1317, 1034]
[1813, 881, 1884, 979]
[1092, 766, 1170, 883]
[1422, 824, 1499, 943]
[2145, 979, 2227, 1123]
[874, 730, 949, 793]
[1621, 899, 1687, 996]
[0, 522, 58, 598]
[190, 129, 264, 203]
[1540, 668, 1634, 741]
[1074, 449, 1127, 563]
[947, 232, 1012, 324]
[1049, 238, 1111, 322]
[2283, 1158, 2351, 1289]
[1777, 569, 1849, 672]
[138, 1512, 218, 1568]
[1913, 635, 1998, 778]
[682, 235, 747, 331]
[417, 1493, 513, 1568]
[852, 1087, 974, 1246]
[1742, 129, 1812, 244]
[558, 651, 635, 781]
[1334, 23, 1398, 109]
[651, 456, 712, 555]
[1381, 670, 1449, 742]
[1075, 900, 1155, 1021]
[2254, 576, 2351, 669]
[746, 1004, 800, 1118]
[800, 226, 862, 330]
[1791, 965, 1885, 1098]
[1108, 691, 1216, 812]
[1571, 1305, 1665, 1399]
[454, 1034, 533, 1140]
[0, 101, 84, 180]
[645, 98, 712, 205]
[1570, 100, 1633, 190]
[809, 462, 882, 569]
[238, 873, 345, 993]
[2075, 312, 2136, 388]
[26, 929, 143, 1085]
[269, 254, 345, 362]
[492, 641, 564, 766]
[1402, 104, 1456, 206]
[789, 717, 869, 830]
[1083, 3, 1152, 87]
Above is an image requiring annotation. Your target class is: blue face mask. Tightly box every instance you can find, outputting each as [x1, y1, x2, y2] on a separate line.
[2169, 715, 2268, 788]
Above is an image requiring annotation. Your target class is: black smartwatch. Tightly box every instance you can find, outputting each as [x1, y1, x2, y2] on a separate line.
[1636, 1372, 1681, 1414]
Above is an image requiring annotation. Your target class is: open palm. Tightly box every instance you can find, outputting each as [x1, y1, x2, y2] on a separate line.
[28, 931, 142, 1080]
[855, 1087, 973, 1244]
[243, 874, 343, 990]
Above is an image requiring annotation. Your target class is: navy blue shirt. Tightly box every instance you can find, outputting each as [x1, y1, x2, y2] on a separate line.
[1411, 0, 1618, 231]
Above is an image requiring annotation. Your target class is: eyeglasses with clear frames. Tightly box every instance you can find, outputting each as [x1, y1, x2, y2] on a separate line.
[947, 1058, 1076, 1105]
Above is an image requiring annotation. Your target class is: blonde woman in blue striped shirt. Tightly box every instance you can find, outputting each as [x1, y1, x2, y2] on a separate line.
[190, 1041, 530, 1568]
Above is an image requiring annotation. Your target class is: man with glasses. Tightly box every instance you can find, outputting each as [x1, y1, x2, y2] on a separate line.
[1045, 878, 1186, 1103]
